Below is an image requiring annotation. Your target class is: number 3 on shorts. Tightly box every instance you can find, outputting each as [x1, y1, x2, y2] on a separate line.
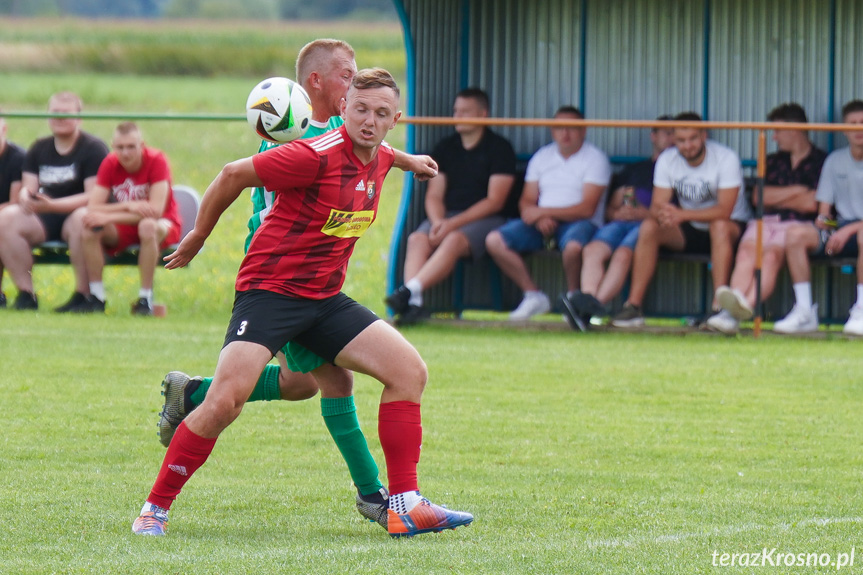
[237, 320, 248, 336]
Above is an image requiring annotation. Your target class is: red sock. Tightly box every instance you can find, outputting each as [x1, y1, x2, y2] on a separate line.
[378, 401, 422, 495]
[147, 421, 218, 510]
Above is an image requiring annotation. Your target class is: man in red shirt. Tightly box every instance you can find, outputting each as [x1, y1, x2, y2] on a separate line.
[132, 68, 473, 539]
[73, 122, 180, 315]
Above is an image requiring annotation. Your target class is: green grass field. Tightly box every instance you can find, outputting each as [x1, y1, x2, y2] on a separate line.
[2, 315, 862, 573]
[1, 21, 862, 574]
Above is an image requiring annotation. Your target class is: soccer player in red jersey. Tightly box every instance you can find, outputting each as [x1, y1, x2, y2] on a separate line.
[132, 68, 473, 538]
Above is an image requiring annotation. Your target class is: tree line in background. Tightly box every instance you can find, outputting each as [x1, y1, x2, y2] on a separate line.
[0, 0, 396, 20]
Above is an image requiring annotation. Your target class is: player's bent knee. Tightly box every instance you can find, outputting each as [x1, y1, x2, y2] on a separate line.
[191, 393, 246, 433]
[279, 370, 319, 401]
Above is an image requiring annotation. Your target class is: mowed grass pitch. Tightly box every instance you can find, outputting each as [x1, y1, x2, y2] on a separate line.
[2, 313, 861, 574]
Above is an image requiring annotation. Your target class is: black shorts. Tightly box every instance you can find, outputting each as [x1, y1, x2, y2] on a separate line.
[680, 222, 712, 254]
[223, 289, 379, 363]
[679, 221, 744, 254]
[39, 213, 68, 242]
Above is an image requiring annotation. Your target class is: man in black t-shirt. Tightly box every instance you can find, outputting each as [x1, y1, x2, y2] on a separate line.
[0, 111, 26, 308]
[385, 88, 517, 325]
[0, 92, 108, 310]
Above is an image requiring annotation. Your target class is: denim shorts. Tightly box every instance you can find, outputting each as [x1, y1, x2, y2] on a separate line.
[816, 219, 860, 257]
[497, 218, 597, 253]
[591, 220, 641, 251]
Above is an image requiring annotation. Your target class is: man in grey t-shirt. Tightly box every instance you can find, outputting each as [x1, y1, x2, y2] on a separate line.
[774, 100, 863, 335]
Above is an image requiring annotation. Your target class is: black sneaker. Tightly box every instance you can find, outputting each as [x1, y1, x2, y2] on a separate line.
[55, 291, 88, 313]
[131, 298, 153, 316]
[559, 294, 588, 332]
[571, 291, 606, 318]
[385, 285, 411, 315]
[13, 291, 38, 310]
[611, 303, 645, 327]
[83, 296, 106, 313]
[395, 304, 428, 326]
[0, 292, 6, 308]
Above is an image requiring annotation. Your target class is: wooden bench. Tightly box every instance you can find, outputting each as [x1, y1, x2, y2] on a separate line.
[32, 185, 200, 265]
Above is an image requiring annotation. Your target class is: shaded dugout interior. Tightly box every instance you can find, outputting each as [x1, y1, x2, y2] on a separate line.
[386, 0, 861, 319]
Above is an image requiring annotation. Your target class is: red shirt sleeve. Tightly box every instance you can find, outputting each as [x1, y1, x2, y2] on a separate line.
[96, 153, 118, 188]
[146, 148, 171, 184]
[252, 140, 320, 193]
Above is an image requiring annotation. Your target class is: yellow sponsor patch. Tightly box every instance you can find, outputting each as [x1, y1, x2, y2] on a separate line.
[321, 209, 375, 238]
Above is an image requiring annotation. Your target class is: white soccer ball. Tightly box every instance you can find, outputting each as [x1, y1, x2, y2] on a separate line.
[245, 77, 313, 143]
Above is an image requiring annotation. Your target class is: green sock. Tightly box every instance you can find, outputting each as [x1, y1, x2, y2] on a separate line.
[190, 365, 281, 407]
[247, 364, 281, 402]
[321, 396, 384, 496]
[190, 377, 211, 406]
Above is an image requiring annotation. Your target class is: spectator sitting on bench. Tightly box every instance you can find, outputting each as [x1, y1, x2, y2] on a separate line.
[0, 91, 108, 311]
[0, 109, 26, 309]
[562, 116, 674, 329]
[386, 88, 516, 325]
[71, 121, 181, 315]
[611, 112, 752, 327]
[486, 105, 611, 322]
[709, 103, 827, 334]
[773, 99, 863, 336]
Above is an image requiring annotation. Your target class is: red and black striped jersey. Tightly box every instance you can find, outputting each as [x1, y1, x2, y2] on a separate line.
[237, 125, 395, 299]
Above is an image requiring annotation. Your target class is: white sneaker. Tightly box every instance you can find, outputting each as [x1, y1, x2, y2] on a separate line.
[509, 292, 551, 321]
[706, 309, 739, 334]
[774, 303, 819, 334]
[843, 304, 863, 336]
[716, 286, 753, 321]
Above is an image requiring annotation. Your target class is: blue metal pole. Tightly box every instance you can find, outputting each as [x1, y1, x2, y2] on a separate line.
[386, 0, 419, 306]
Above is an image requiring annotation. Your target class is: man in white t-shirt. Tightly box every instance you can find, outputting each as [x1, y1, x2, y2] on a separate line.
[773, 99, 863, 335]
[612, 112, 751, 327]
[485, 106, 611, 321]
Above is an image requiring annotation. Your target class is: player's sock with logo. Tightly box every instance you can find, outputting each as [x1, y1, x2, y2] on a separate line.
[189, 365, 280, 407]
[322, 396, 384, 495]
[147, 421, 217, 509]
[378, 401, 421, 495]
[388, 490, 422, 513]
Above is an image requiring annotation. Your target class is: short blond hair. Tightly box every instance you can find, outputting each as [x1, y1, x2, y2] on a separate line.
[296, 39, 355, 86]
[351, 68, 400, 99]
[48, 91, 83, 112]
[115, 121, 141, 137]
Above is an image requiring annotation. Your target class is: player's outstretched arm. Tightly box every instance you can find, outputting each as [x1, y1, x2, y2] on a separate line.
[392, 148, 438, 181]
[164, 157, 263, 269]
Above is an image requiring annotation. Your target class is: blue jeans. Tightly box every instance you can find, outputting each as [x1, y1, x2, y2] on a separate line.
[497, 218, 598, 252]
[591, 220, 641, 251]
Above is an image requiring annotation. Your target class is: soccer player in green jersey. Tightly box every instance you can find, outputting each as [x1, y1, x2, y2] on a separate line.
[157, 39, 437, 529]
